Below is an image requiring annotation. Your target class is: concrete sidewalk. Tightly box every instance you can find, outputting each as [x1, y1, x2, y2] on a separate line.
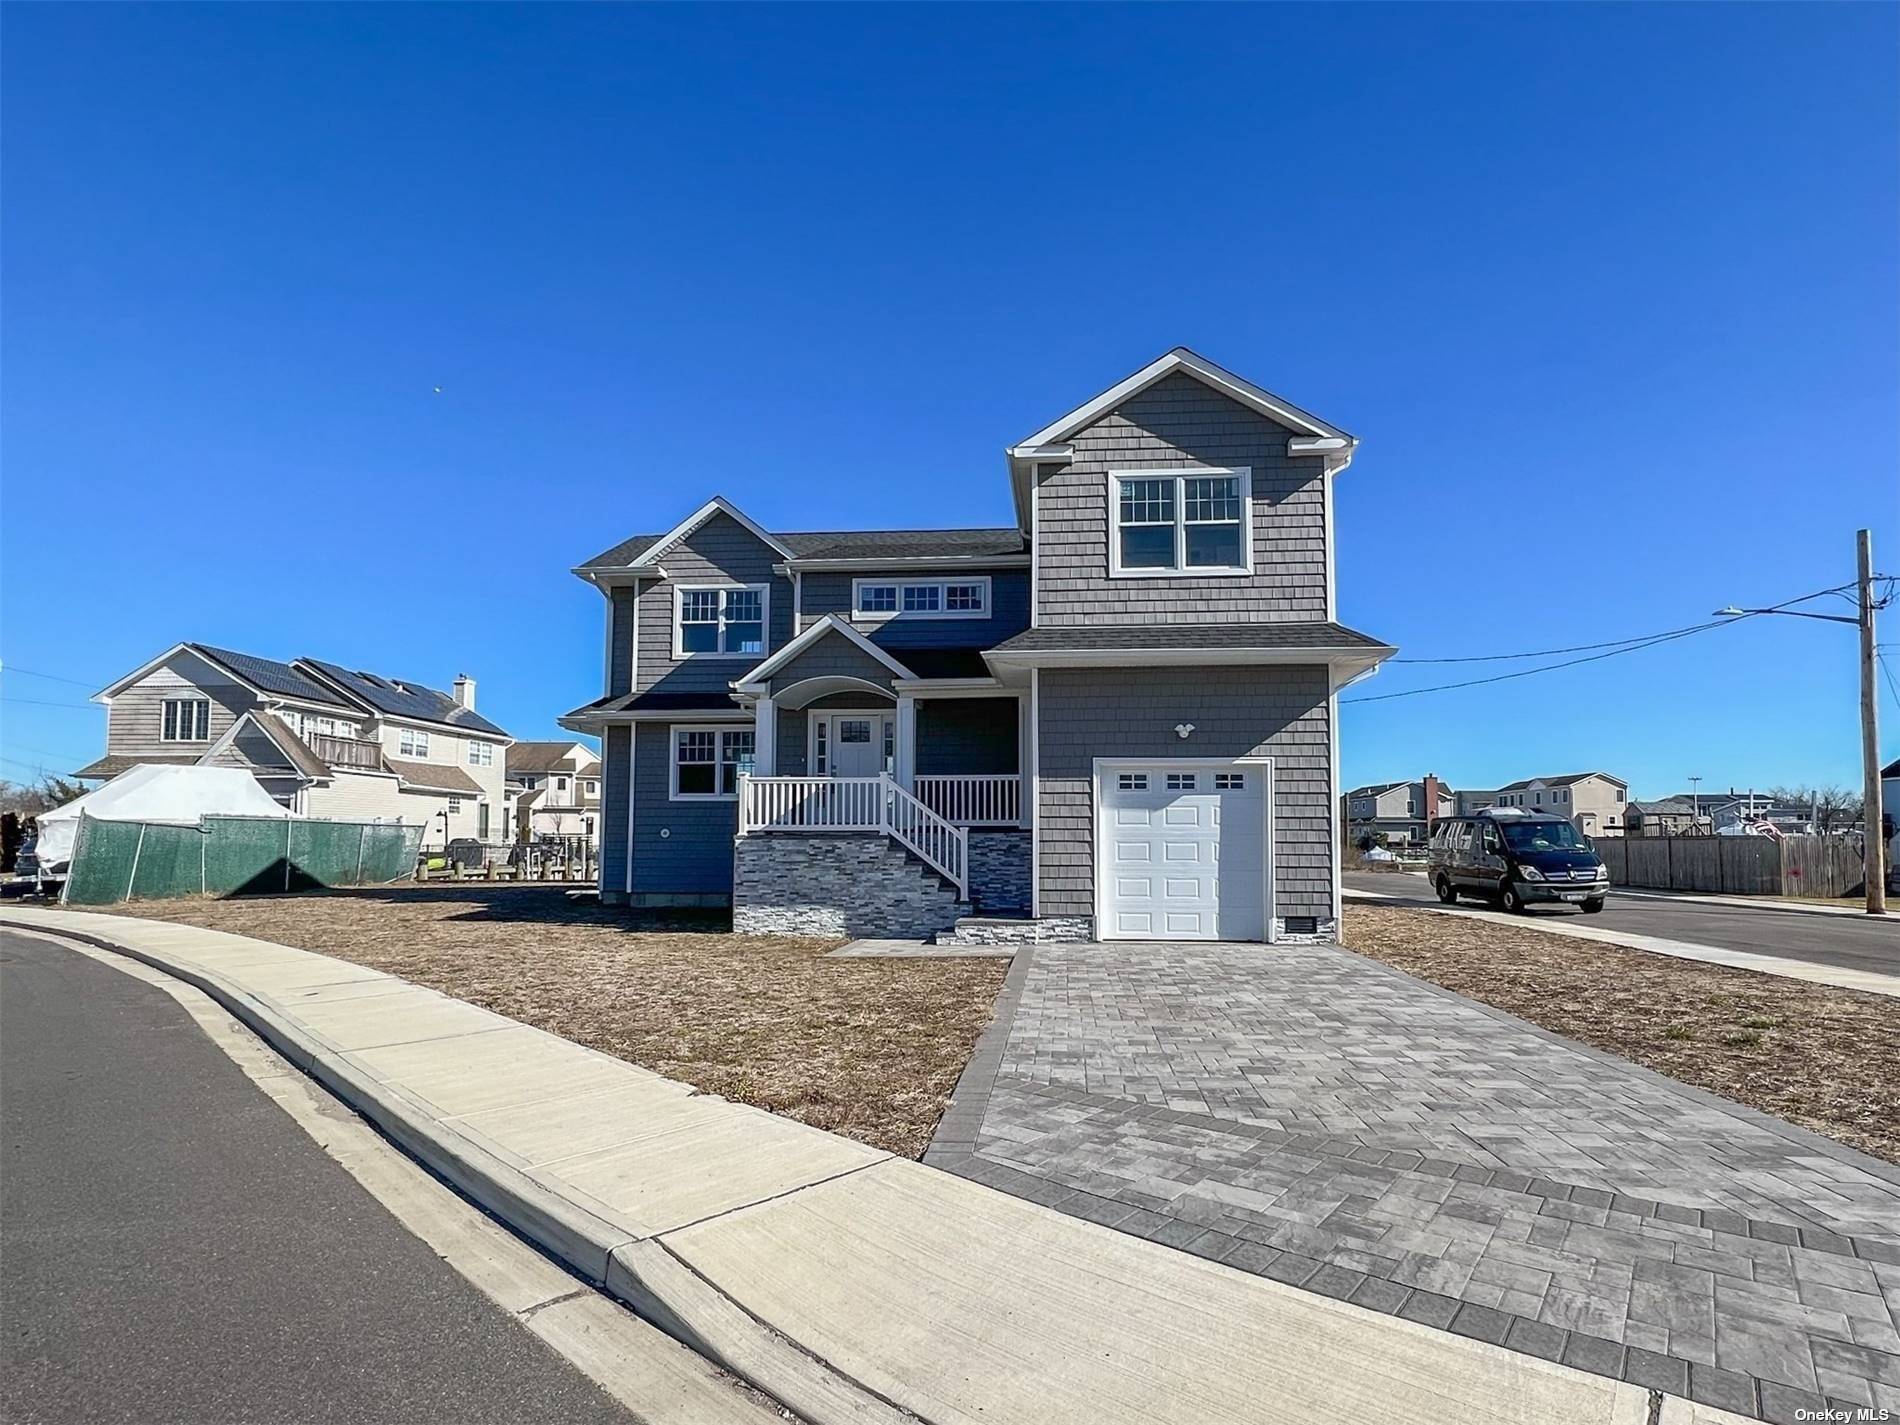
[3, 905, 1718, 1425]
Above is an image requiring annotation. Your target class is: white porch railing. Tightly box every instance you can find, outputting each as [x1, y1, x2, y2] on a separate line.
[738, 774, 968, 899]
[913, 774, 1022, 828]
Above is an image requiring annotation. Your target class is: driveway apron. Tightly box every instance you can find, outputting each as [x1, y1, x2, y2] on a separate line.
[927, 941, 1900, 1424]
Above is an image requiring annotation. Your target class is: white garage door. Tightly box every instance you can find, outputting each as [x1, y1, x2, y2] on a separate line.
[1098, 764, 1268, 941]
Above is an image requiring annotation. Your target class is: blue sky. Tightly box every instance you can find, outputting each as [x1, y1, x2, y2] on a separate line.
[4, 3, 1895, 800]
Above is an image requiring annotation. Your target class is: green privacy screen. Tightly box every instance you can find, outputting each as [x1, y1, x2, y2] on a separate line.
[64, 814, 425, 906]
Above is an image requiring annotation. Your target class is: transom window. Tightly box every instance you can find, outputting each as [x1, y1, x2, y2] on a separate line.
[676, 585, 768, 658]
[1110, 468, 1252, 575]
[852, 577, 990, 621]
[399, 727, 430, 758]
[672, 727, 755, 799]
[161, 697, 211, 742]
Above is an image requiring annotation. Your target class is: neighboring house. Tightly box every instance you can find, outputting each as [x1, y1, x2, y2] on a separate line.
[561, 347, 1395, 944]
[1343, 774, 1453, 848]
[1491, 772, 1628, 837]
[508, 740, 602, 847]
[1707, 797, 1813, 837]
[1625, 798, 1699, 837]
[1453, 788, 1498, 816]
[80, 643, 512, 850]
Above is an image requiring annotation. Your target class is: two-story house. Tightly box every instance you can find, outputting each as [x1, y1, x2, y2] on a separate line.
[1344, 774, 1453, 848]
[560, 349, 1395, 943]
[507, 740, 602, 847]
[1491, 771, 1628, 838]
[81, 643, 513, 850]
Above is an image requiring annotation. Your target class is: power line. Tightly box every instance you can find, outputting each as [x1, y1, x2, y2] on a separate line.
[0, 664, 103, 688]
[1, 697, 99, 711]
[1879, 650, 1900, 717]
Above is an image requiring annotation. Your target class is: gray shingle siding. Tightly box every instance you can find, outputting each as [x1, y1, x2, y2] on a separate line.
[1035, 370, 1330, 627]
[634, 512, 794, 696]
[1035, 665, 1334, 922]
[916, 697, 1018, 775]
[798, 569, 1030, 649]
[764, 633, 899, 697]
[599, 725, 632, 896]
[106, 654, 256, 757]
[609, 585, 637, 697]
[631, 722, 737, 897]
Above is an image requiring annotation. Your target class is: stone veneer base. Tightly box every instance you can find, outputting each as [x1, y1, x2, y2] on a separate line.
[732, 832, 968, 939]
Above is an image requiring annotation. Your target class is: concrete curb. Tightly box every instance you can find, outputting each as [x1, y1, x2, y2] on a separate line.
[5, 906, 1667, 1425]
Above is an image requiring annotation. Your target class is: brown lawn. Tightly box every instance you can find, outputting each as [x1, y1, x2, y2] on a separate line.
[98, 885, 1007, 1159]
[1342, 904, 1900, 1164]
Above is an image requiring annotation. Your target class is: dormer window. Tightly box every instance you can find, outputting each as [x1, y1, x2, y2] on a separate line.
[1109, 467, 1252, 576]
[675, 585, 768, 659]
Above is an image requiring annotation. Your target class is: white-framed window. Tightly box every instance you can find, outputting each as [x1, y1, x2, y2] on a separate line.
[556, 776, 569, 793]
[161, 697, 211, 742]
[1108, 467, 1253, 576]
[447, 796, 461, 813]
[467, 741, 494, 767]
[585, 779, 598, 796]
[477, 802, 490, 838]
[1117, 773, 1148, 791]
[851, 576, 990, 621]
[1216, 773, 1246, 790]
[1165, 772, 1198, 791]
[674, 584, 769, 659]
[521, 776, 538, 789]
[399, 727, 430, 758]
[670, 726, 755, 799]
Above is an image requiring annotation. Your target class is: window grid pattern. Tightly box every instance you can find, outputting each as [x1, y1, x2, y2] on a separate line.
[1215, 772, 1246, 790]
[1114, 470, 1249, 573]
[161, 698, 210, 742]
[1117, 773, 1148, 791]
[399, 728, 430, 758]
[674, 728, 753, 798]
[1166, 772, 1197, 791]
[679, 587, 767, 656]
[854, 578, 989, 620]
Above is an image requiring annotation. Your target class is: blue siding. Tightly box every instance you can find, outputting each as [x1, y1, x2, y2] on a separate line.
[631, 722, 739, 898]
[599, 725, 632, 896]
[798, 569, 1029, 651]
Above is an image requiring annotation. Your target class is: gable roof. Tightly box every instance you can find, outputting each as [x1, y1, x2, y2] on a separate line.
[192, 645, 347, 705]
[299, 660, 507, 737]
[1012, 347, 1355, 453]
[575, 496, 796, 575]
[385, 758, 482, 795]
[204, 711, 335, 783]
[730, 614, 917, 691]
[507, 740, 599, 776]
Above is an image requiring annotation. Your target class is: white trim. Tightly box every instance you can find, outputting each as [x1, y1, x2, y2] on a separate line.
[1329, 690, 1342, 929]
[616, 495, 795, 569]
[563, 707, 754, 728]
[1105, 467, 1254, 579]
[668, 723, 757, 802]
[730, 614, 917, 689]
[985, 646, 1395, 674]
[805, 708, 895, 779]
[1029, 476, 1041, 627]
[672, 582, 772, 661]
[894, 695, 916, 790]
[1321, 461, 1337, 622]
[768, 675, 897, 711]
[623, 725, 635, 895]
[1091, 755, 1275, 943]
[889, 677, 1004, 696]
[752, 694, 777, 777]
[1017, 349, 1351, 451]
[850, 575, 991, 622]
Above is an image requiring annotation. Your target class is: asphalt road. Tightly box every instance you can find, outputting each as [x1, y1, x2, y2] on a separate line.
[0, 929, 638, 1425]
[1344, 871, 1900, 980]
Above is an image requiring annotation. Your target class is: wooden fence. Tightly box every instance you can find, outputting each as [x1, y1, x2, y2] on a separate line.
[1595, 834, 1864, 898]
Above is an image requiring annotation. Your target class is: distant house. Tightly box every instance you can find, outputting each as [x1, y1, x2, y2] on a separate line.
[1625, 798, 1698, 837]
[1491, 772, 1628, 837]
[507, 741, 602, 848]
[1453, 788, 1498, 815]
[81, 642, 512, 851]
[1344, 774, 1453, 848]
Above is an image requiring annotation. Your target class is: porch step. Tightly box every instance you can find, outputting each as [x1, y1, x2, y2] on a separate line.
[733, 830, 970, 940]
[932, 915, 1092, 948]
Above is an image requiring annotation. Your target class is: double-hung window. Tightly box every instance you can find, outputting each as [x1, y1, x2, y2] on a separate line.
[676, 585, 768, 658]
[672, 727, 755, 799]
[161, 697, 211, 742]
[399, 727, 430, 758]
[1110, 467, 1252, 575]
[851, 576, 989, 621]
[466, 741, 494, 767]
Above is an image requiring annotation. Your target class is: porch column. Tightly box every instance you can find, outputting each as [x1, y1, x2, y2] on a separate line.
[752, 695, 777, 776]
[895, 694, 917, 792]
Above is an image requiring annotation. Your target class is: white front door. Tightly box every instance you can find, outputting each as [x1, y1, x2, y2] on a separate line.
[827, 715, 888, 778]
[1097, 763, 1268, 941]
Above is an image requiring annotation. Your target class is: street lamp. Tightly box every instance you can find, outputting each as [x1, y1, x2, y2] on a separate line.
[1714, 527, 1885, 914]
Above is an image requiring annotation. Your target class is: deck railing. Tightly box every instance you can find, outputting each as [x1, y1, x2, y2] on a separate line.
[309, 734, 383, 771]
[738, 774, 968, 898]
[913, 774, 1023, 828]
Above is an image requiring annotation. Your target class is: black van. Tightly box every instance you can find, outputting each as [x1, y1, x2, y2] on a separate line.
[1426, 809, 1608, 914]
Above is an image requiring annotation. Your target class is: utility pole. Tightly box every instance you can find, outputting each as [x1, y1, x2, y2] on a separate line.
[1857, 529, 1886, 914]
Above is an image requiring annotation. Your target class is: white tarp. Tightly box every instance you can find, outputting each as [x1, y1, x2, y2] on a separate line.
[35, 764, 288, 871]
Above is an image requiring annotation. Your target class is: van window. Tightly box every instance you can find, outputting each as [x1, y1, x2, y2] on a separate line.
[1501, 820, 1589, 853]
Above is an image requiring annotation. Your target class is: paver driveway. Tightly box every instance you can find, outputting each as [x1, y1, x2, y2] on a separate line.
[927, 941, 1900, 1424]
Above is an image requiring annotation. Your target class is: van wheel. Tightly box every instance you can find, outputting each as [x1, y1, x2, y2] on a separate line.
[1581, 898, 1606, 914]
[1500, 883, 1528, 914]
[1435, 876, 1457, 904]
